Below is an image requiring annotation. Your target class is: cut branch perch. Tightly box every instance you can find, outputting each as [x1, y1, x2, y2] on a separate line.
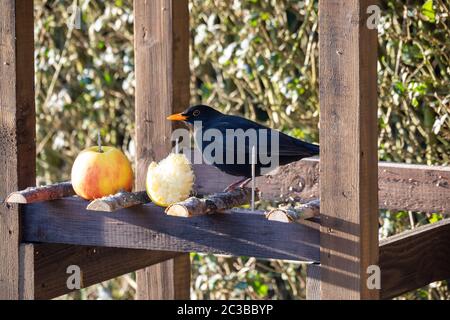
[6, 181, 75, 204]
[166, 187, 259, 217]
[87, 191, 150, 212]
[265, 199, 320, 223]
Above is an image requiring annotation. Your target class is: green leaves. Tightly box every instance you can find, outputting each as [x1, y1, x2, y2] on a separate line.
[251, 280, 269, 297]
[35, 0, 135, 185]
[429, 213, 443, 224]
[408, 81, 428, 107]
[191, 0, 320, 133]
[421, 0, 436, 23]
[402, 43, 423, 66]
[393, 82, 406, 95]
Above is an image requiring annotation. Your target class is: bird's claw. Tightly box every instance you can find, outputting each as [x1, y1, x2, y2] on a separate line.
[223, 186, 234, 193]
[223, 177, 253, 193]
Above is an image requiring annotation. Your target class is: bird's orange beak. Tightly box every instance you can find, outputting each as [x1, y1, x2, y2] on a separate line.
[167, 113, 188, 121]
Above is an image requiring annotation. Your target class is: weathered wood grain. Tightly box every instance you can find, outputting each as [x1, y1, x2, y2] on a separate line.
[193, 159, 450, 215]
[319, 0, 379, 299]
[379, 218, 450, 299]
[0, 0, 35, 300]
[19, 244, 35, 300]
[377, 162, 450, 214]
[198, 156, 450, 228]
[166, 187, 258, 217]
[192, 150, 319, 202]
[306, 264, 321, 300]
[87, 191, 150, 212]
[21, 197, 320, 262]
[20, 243, 179, 300]
[134, 0, 191, 299]
[137, 254, 190, 299]
[6, 182, 74, 204]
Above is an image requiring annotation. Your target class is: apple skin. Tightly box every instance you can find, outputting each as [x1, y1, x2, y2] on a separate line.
[71, 146, 133, 200]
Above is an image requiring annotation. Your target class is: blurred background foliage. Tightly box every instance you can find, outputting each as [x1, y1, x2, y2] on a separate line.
[34, 0, 449, 300]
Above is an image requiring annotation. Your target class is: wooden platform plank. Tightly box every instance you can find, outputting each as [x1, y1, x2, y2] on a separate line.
[379, 218, 450, 299]
[21, 197, 320, 262]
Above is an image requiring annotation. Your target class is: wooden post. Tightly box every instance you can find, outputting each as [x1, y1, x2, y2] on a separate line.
[0, 0, 35, 299]
[134, 0, 191, 299]
[136, 255, 191, 300]
[318, 0, 379, 299]
[19, 244, 35, 300]
[306, 264, 321, 300]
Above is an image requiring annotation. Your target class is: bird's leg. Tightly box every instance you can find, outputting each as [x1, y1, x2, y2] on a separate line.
[239, 177, 253, 189]
[223, 177, 252, 193]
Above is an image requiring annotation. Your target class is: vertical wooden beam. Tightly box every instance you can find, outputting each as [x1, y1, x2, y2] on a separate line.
[134, 0, 191, 299]
[306, 264, 321, 300]
[319, 0, 379, 299]
[0, 0, 35, 300]
[136, 255, 190, 299]
[19, 244, 35, 300]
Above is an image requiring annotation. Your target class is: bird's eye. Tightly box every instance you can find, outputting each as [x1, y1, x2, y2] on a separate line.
[193, 110, 200, 117]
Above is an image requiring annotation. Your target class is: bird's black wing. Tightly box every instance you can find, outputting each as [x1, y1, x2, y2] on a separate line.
[202, 116, 319, 158]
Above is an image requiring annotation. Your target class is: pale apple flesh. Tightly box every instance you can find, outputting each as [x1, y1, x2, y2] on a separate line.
[71, 146, 133, 200]
[146, 153, 194, 207]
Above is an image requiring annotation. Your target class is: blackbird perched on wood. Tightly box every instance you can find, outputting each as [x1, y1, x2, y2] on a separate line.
[168, 105, 319, 190]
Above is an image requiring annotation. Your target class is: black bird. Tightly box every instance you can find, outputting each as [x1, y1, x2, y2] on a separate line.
[167, 105, 319, 190]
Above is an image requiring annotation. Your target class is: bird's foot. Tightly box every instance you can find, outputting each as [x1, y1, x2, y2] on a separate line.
[223, 177, 252, 193]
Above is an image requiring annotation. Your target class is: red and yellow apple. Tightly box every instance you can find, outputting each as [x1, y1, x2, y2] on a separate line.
[71, 146, 133, 200]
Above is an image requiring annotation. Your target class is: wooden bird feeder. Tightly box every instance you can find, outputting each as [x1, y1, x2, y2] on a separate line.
[1, 0, 450, 300]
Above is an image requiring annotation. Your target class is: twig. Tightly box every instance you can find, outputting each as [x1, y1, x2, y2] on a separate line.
[251, 145, 256, 211]
[86, 191, 150, 212]
[166, 187, 259, 217]
[6, 182, 75, 204]
[265, 199, 320, 223]
[98, 130, 103, 153]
